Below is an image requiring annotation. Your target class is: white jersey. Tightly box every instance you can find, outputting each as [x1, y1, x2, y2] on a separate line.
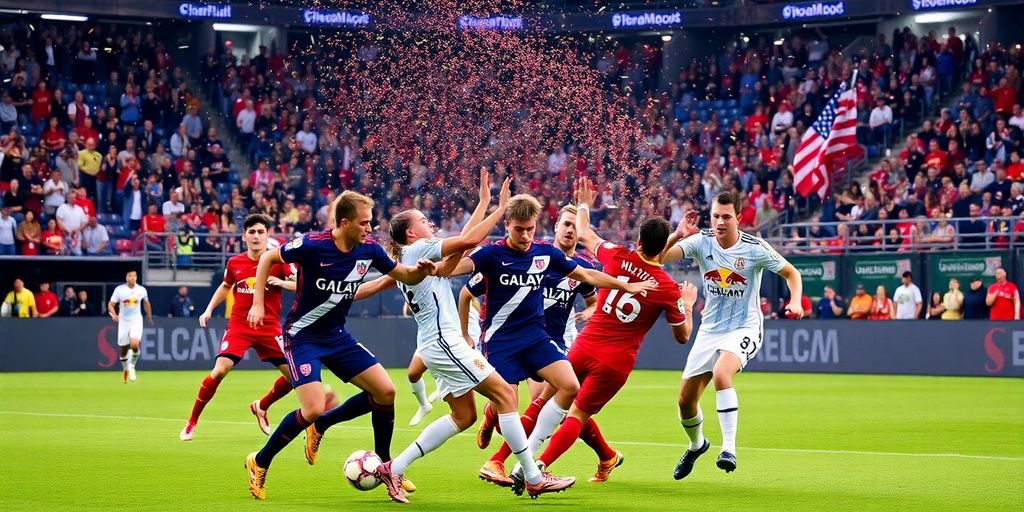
[109, 284, 148, 321]
[676, 230, 787, 333]
[399, 238, 462, 347]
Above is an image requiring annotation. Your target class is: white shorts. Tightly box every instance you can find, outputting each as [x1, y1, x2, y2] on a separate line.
[117, 317, 144, 347]
[417, 330, 494, 399]
[682, 326, 762, 379]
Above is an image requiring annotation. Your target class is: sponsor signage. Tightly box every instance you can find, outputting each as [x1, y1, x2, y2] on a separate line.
[910, 0, 980, 10]
[610, 11, 683, 29]
[844, 254, 917, 299]
[457, 15, 525, 31]
[178, 2, 232, 19]
[788, 256, 838, 297]
[301, 9, 370, 27]
[780, 1, 846, 20]
[926, 251, 1004, 297]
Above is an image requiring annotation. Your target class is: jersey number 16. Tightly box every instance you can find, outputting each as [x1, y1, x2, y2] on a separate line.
[602, 276, 641, 323]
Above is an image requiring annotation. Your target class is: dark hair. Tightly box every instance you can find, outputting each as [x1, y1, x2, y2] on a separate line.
[386, 210, 418, 259]
[243, 213, 272, 231]
[714, 192, 742, 216]
[638, 217, 671, 258]
[902, 271, 912, 279]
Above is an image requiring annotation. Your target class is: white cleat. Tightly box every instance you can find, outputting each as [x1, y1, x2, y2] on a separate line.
[127, 367, 137, 381]
[180, 423, 195, 441]
[250, 400, 272, 435]
[409, 404, 432, 426]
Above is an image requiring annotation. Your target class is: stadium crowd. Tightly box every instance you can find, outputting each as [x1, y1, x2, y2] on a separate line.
[0, 20, 1021, 262]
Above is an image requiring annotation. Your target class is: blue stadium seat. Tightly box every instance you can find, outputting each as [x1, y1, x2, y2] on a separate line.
[698, 110, 711, 123]
[696, 100, 710, 110]
[729, 108, 742, 118]
[712, 100, 725, 110]
[692, 155, 708, 171]
[25, 136, 38, 147]
[724, 99, 738, 108]
[85, 94, 97, 104]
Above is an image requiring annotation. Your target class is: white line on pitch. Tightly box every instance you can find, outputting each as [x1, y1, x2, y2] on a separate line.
[2, 410, 1020, 462]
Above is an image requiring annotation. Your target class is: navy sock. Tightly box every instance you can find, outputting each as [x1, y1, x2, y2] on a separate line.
[370, 397, 395, 461]
[314, 391, 371, 433]
[255, 409, 311, 469]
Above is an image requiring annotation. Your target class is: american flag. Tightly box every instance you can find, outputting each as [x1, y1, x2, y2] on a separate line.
[793, 80, 858, 199]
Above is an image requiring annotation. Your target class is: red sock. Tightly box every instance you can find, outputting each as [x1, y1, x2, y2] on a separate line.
[188, 376, 221, 425]
[538, 416, 583, 468]
[580, 418, 616, 461]
[490, 398, 546, 463]
[259, 376, 293, 411]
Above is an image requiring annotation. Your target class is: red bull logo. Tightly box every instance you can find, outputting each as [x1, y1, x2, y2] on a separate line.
[703, 268, 747, 288]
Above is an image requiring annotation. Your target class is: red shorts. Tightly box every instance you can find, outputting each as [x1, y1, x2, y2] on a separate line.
[568, 345, 631, 415]
[218, 328, 286, 365]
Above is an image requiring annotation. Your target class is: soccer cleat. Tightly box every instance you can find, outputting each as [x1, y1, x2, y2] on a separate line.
[128, 367, 137, 381]
[525, 473, 576, 499]
[476, 413, 496, 449]
[179, 423, 196, 441]
[508, 461, 545, 497]
[409, 404, 432, 426]
[589, 451, 624, 483]
[376, 460, 410, 504]
[401, 478, 416, 493]
[673, 439, 710, 480]
[427, 389, 440, 403]
[250, 400, 271, 435]
[245, 452, 267, 500]
[122, 369, 128, 384]
[479, 460, 514, 487]
[304, 424, 323, 465]
[716, 451, 737, 473]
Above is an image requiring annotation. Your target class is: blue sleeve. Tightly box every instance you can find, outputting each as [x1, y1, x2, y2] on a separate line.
[279, 235, 311, 266]
[469, 246, 492, 276]
[465, 273, 486, 297]
[548, 245, 579, 276]
[370, 243, 398, 275]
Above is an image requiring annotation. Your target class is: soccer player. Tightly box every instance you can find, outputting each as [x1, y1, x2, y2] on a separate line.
[356, 172, 579, 502]
[661, 191, 803, 477]
[107, 270, 153, 383]
[529, 176, 696, 482]
[179, 214, 296, 441]
[474, 204, 599, 486]
[440, 193, 657, 495]
[243, 191, 438, 501]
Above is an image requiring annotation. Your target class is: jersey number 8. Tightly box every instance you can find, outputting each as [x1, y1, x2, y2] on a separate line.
[602, 276, 641, 323]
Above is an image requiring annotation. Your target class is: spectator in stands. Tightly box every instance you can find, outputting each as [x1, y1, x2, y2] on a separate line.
[958, 203, 987, 248]
[2, 278, 36, 318]
[168, 286, 195, 318]
[41, 169, 67, 216]
[67, 91, 89, 130]
[962, 277, 989, 319]
[939, 278, 964, 320]
[847, 284, 872, 320]
[122, 174, 144, 231]
[56, 188, 87, 256]
[815, 286, 845, 319]
[81, 216, 110, 256]
[893, 271, 923, 320]
[40, 218, 63, 255]
[970, 160, 994, 192]
[869, 285, 895, 320]
[182, 105, 202, 141]
[205, 143, 230, 184]
[77, 138, 101, 200]
[869, 96, 893, 146]
[40, 117, 67, 160]
[986, 267, 1020, 321]
[30, 81, 52, 126]
[74, 289, 97, 316]
[15, 209, 39, 255]
[140, 203, 166, 235]
[34, 281, 58, 318]
[59, 285, 77, 316]
[55, 148, 79, 187]
[0, 94, 16, 133]
[170, 123, 191, 159]
[162, 190, 185, 217]
[0, 206, 15, 255]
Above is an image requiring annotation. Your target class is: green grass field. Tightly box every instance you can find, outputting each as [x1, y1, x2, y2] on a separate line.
[0, 369, 1020, 511]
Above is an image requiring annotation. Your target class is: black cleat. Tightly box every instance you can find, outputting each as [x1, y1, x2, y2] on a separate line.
[673, 439, 710, 480]
[716, 451, 737, 473]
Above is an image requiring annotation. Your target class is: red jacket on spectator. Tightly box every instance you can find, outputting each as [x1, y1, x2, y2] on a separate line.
[35, 289, 58, 316]
[984, 86, 1016, 115]
[141, 213, 165, 234]
[41, 127, 67, 152]
[31, 89, 51, 123]
[924, 150, 948, 174]
[74, 196, 96, 218]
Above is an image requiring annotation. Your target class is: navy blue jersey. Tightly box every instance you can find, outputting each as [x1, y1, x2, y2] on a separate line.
[469, 239, 579, 345]
[280, 231, 397, 342]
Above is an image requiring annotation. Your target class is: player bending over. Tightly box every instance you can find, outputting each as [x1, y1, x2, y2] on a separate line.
[107, 270, 153, 383]
[243, 191, 437, 501]
[661, 191, 803, 477]
[531, 176, 696, 481]
[439, 193, 657, 496]
[180, 214, 297, 441]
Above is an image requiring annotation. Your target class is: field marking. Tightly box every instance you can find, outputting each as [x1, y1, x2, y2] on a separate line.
[2, 409, 1021, 462]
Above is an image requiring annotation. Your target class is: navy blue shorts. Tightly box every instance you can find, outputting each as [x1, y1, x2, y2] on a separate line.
[283, 331, 379, 388]
[484, 335, 567, 385]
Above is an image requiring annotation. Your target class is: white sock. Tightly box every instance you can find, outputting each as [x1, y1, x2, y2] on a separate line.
[410, 379, 430, 409]
[498, 412, 542, 485]
[391, 415, 460, 475]
[527, 400, 568, 456]
[716, 388, 739, 454]
[129, 349, 140, 369]
[680, 408, 705, 450]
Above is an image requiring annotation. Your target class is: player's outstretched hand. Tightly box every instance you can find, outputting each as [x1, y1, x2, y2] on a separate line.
[497, 176, 511, 209]
[785, 301, 805, 319]
[110, 312, 119, 323]
[416, 258, 438, 276]
[199, 310, 212, 327]
[677, 210, 700, 238]
[478, 167, 491, 205]
[679, 281, 698, 308]
[575, 176, 595, 208]
[247, 303, 265, 329]
[574, 308, 594, 323]
[267, 276, 286, 288]
[626, 279, 659, 295]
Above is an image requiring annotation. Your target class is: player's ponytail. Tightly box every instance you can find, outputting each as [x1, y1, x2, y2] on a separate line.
[386, 209, 416, 260]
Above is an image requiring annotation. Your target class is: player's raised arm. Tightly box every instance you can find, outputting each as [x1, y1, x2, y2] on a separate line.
[440, 176, 511, 259]
[455, 167, 493, 237]
[387, 259, 438, 286]
[247, 247, 283, 328]
[571, 266, 657, 295]
[354, 275, 397, 301]
[573, 176, 604, 254]
[661, 210, 700, 263]
[574, 293, 597, 323]
[671, 282, 697, 344]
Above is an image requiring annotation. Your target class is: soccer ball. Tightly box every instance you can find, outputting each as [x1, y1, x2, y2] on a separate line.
[343, 450, 383, 491]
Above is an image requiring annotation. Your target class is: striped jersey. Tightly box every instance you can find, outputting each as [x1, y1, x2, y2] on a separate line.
[468, 239, 579, 345]
[676, 230, 787, 333]
[280, 231, 396, 342]
[398, 238, 462, 347]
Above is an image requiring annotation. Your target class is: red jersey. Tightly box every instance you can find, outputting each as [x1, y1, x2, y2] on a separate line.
[574, 242, 685, 374]
[988, 281, 1019, 320]
[223, 253, 293, 337]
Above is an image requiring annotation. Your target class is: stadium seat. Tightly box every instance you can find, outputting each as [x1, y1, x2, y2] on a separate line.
[115, 239, 134, 255]
[712, 100, 725, 109]
[724, 99, 738, 108]
[25, 136, 38, 147]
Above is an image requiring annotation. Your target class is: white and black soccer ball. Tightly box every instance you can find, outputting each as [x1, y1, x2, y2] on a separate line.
[343, 450, 383, 491]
